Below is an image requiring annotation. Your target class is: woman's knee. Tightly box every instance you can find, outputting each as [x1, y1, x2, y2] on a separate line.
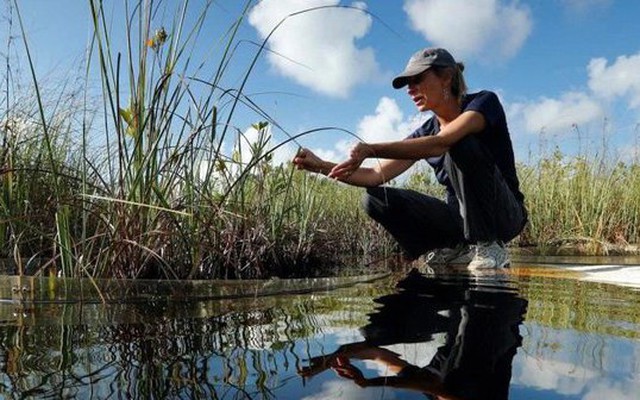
[361, 187, 387, 218]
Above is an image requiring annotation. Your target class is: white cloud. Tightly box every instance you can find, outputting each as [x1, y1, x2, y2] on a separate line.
[314, 147, 342, 165]
[513, 340, 640, 399]
[1, 116, 41, 141]
[248, 0, 382, 98]
[198, 123, 298, 193]
[357, 97, 407, 143]
[313, 97, 428, 167]
[588, 52, 640, 108]
[509, 91, 604, 135]
[402, 0, 532, 61]
[237, 125, 270, 165]
[301, 379, 394, 400]
[514, 353, 596, 395]
[506, 50, 640, 142]
[304, 98, 430, 185]
[272, 142, 299, 166]
[582, 382, 640, 400]
[382, 335, 444, 366]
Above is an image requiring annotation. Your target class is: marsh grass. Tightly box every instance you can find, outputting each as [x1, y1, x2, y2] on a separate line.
[81, 0, 392, 279]
[1, 1, 639, 281]
[518, 149, 640, 254]
[0, 0, 392, 279]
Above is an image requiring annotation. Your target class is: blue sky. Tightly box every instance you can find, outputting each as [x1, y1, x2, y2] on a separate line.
[3, 0, 640, 167]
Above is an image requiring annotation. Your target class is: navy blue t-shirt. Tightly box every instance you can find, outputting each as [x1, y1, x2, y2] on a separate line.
[407, 90, 524, 204]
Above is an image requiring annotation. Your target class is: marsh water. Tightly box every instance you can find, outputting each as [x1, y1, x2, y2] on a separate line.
[0, 262, 639, 399]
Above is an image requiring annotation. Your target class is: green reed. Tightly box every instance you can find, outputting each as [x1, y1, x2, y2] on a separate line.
[1, 0, 387, 279]
[518, 273, 640, 339]
[518, 149, 640, 253]
[2, 1, 639, 282]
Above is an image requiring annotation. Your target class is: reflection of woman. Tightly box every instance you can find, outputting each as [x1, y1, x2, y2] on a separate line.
[293, 47, 527, 269]
[299, 270, 528, 399]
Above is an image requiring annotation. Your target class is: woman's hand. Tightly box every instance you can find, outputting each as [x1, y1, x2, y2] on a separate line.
[292, 147, 326, 174]
[331, 356, 368, 387]
[297, 342, 370, 379]
[298, 354, 340, 378]
[329, 142, 373, 179]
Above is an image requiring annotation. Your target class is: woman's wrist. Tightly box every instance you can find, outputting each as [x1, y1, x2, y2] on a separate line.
[356, 378, 369, 387]
[317, 161, 335, 175]
[366, 143, 378, 159]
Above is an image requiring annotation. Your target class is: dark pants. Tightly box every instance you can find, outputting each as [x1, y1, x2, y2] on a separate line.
[362, 136, 527, 259]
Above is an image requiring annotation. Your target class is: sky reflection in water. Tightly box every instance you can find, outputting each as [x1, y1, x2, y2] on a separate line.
[0, 266, 638, 399]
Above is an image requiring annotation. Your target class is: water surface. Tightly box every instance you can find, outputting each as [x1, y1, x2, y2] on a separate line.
[0, 264, 638, 399]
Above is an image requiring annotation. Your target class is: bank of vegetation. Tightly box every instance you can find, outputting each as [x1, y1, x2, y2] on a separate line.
[1, 1, 638, 280]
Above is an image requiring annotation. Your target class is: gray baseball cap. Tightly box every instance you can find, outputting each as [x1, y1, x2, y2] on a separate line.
[392, 47, 456, 89]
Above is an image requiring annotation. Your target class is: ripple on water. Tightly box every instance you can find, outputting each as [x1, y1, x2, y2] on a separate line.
[0, 265, 638, 399]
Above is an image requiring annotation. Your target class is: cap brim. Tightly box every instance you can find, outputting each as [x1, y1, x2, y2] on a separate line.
[391, 65, 431, 89]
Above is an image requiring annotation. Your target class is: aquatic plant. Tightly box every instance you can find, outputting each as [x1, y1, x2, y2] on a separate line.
[1, 0, 388, 279]
[518, 149, 640, 253]
[1, 0, 639, 282]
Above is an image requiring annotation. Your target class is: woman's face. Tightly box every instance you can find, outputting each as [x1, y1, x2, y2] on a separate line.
[406, 69, 447, 112]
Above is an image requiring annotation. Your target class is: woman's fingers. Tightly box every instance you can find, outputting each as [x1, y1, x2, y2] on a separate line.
[292, 148, 319, 171]
[332, 361, 363, 381]
[329, 158, 361, 179]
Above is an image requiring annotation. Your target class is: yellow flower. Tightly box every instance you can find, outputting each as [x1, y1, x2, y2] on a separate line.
[147, 27, 168, 50]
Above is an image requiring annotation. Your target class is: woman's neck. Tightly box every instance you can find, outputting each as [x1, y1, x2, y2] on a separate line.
[435, 99, 462, 127]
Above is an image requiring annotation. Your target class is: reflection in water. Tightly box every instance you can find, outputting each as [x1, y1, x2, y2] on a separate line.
[0, 268, 639, 399]
[0, 283, 382, 399]
[300, 268, 528, 399]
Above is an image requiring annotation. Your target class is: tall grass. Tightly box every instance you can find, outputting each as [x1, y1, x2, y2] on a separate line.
[518, 149, 640, 254]
[0, 0, 389, 279]
[1, 1, 639, 282]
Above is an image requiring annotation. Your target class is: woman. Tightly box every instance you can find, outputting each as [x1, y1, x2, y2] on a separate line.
[292, 47, 527, 269]
[299, 269, 528, 399]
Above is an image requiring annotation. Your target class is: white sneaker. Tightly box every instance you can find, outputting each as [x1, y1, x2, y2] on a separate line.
[468, 241, 510, 269]
[426, 245, 473, 266]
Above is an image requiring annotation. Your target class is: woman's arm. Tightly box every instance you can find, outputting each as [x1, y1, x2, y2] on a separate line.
[332, 358, 463, 400]
[371, 110, 486, 159]
[292, 148, 415, 187]
[329, 110, 486, 179]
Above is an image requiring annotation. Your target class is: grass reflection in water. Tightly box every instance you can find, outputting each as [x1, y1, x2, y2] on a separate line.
[0, 267, 639, 399]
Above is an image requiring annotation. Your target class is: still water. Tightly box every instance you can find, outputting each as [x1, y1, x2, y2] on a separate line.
[0, 264, 638, 399]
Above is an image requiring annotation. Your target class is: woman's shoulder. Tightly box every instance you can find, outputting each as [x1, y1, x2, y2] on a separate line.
[465, 90, 499, 102]
[408, 116, 438, 138]
[463, 90, 503, 111]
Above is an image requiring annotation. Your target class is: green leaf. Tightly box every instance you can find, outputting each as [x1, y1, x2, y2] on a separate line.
[251, 121, 268, 131]
[119, 108, 133, 125]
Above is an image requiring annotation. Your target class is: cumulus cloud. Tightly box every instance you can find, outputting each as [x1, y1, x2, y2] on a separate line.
[248, 0, 382, 98]
[508, 91, 604, 135]
[198, 123, 299, 193]
[507, 50, 640, 139]
[513, 353, 596, 395]
[356, 97, 417, 143]
[303, 97, 430, 185]
[312, 97, 428, 166]
[513, 340, 640, 399]
[402, 0, 532, 61]
[301, 379, 391, 400]
[588, 52, 640, 108]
